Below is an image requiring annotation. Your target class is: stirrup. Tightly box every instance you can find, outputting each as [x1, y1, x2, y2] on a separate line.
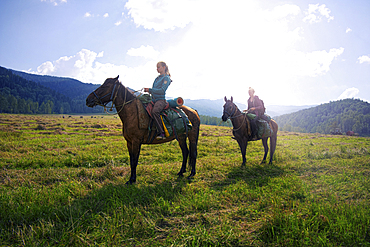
[156, 133, 166, 140]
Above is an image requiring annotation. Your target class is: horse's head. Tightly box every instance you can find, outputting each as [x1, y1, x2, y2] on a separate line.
[86, 76, 120, 107]
[222, 96, 236, 121]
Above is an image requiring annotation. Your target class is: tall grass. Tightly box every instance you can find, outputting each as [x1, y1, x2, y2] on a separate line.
[1, 114, 370, 246]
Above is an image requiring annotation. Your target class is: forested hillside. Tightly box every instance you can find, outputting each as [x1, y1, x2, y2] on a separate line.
[11, 70, 98, 100]
[274, 98, 370, 136]
[0, 66, 102, 114]
[199, 115, 231, 126]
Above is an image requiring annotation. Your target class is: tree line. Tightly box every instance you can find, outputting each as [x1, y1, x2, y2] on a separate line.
[199, 115, 232, 126]
[0, 67, 103, 114]
[274, 98, 370, 136]
[4, 66, 368, 134]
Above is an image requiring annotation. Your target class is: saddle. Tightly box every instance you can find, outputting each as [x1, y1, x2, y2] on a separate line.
[136, 95, 192, 142]
[145, 101, 170, 118]
[246, 113, 273, 140]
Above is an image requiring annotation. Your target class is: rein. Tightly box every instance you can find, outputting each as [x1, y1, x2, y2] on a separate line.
[223, 102, 251, 133]
[94, 80, 139, 115]
[93, 84, 117, 106]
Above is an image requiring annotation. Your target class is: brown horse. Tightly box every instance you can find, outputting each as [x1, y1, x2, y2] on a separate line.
[222, 96, 278, 165]
[86, 76, 200, 184]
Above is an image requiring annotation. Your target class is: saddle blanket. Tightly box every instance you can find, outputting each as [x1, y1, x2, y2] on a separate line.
[136, 94, 192, 138]
[246, 113, 273, 139]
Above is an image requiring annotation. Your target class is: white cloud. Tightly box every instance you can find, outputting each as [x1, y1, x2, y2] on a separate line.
[84, 12, 92, 17]
[140, 1, 342, 104]
[346, 27, 352, 33]
[41, 0, 66, 6]
[125, 0, 193, 31]
[127, 45, 159, 59]
[33, 1, 346, 106]
[115, 21, 122, 26]
[32, 49, 159, 89]
[33, 49, 115, 84]
[303, 4, 334, 24]
[268, 4, 301, 19]
[338, 87, 359, 100]
[358, 55, 370, 64]
[103, 13, 109, 18]
[285, 47, 344, 77]
[37, 61, 55, 74]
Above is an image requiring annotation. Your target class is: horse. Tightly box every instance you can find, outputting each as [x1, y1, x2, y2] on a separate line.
[86, 76, 200, 184]
[221, 96, 278, 165]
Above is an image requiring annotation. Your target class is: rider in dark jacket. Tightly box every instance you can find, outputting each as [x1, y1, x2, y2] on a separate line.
[244, 87, 268, 140]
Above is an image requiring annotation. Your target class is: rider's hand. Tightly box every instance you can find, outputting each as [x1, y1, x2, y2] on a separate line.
[144, 88, 149, 93]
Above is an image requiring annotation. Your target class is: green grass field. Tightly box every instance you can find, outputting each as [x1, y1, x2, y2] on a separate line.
[1, 113, 370, 246]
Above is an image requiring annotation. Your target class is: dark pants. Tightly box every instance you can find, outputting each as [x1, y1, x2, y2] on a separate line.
[250, 113, 269, 140]
[152, 100, 167, 134]
[250, 118, 258, 140]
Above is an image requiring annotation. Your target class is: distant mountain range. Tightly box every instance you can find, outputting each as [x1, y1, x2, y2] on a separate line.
[2, 66, 369, 136]
[182, 98, 315, 118]
[1, 66, 313, 117]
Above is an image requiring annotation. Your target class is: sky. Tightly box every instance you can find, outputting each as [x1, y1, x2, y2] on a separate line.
[0, 0, 370, 106]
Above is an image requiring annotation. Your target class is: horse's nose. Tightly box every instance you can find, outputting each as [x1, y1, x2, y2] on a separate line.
[86, 95, 95, 107]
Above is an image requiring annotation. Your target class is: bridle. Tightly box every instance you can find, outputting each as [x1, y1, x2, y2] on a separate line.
[93, 79, 135, 115]
[93, 80, 119, 107]
[223, 101, 251, 132]
[223, 101, 242, 120]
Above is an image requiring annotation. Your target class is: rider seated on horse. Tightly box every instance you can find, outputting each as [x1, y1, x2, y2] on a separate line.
[243, 87, 269, 140]
[144, 61, 172, 140]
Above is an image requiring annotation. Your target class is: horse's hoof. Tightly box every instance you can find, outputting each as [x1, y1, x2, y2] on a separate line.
[187, 173, 195, 180]
[125, 180, 136, 185]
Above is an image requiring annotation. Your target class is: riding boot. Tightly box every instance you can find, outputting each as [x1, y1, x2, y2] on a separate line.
[249, 118, 258, 141]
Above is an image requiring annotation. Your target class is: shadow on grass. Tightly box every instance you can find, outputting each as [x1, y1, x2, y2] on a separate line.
[82, 178, 188, 212]
[211, 162, 285, 190]
[0, 178, 189, 245]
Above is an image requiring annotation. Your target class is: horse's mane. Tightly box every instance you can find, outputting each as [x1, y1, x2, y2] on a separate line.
[118, 80, 136, 100]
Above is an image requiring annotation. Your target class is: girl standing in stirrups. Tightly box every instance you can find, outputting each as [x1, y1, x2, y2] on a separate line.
[144, 61, 172, 140]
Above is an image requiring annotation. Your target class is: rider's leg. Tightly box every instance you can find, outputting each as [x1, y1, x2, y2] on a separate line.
[152, 100, 167, 139]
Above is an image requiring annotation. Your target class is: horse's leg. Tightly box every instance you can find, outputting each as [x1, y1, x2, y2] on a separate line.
[186, 128, 199, 179]
[177, 135, 189, 177]
[236, 137, 247, 166]
[188, 140, 198, 178]
[269, 133, 277, 164]
[126, 140, 141, 184]
[261, 138, 269, 164]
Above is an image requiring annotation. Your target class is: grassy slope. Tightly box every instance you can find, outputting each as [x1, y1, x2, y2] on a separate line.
[1, 114, 370, 246]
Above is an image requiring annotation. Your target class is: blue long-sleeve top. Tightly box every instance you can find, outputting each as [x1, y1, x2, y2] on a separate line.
[149, 74, 171, 102]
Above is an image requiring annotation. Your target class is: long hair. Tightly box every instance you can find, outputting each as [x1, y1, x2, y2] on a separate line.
[158, 61, 171, 77]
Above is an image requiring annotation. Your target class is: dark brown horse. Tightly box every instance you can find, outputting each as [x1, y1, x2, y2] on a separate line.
[86, 76, 200, 184]
[222, 96, 278, 165]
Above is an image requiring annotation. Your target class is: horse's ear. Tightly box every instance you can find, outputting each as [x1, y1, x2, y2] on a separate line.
[231, 96, 233, 103]
[224, 96, 227, 102]
[114, 75, 119, 80]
